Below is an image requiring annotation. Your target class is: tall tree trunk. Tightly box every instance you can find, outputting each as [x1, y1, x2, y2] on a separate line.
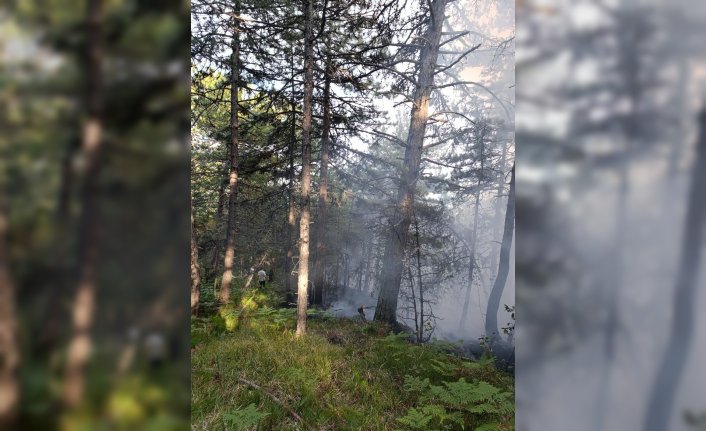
[667, 57, 688, 178]
[312, 59, 332, 307]
[373, 238, 384, 294]
[295, 0, 315, 337]
[285, 48, 297, 303]
[57, 139, 80, 221]
[374, 0, 447, 325]
[63, 0, 103, 407]
[460, 136, 485, 330]
[596, 147, 629, 431]
[407, 264, 419, 340]
[459, 189, 480, 330]
[363, 238, 373, 293]
[41, 137, 81, 351]
[643, 109, 706, 431]
[356, 246, 365, 291]
[191, 209, 201, 316]
[0, 147, 19, 428]
[490, 140, 508, 274]
[413, 217, 424, 342]
[219, 4, 241, 305]
[484, 164, 514, 341]
[210, 168, 227, 289]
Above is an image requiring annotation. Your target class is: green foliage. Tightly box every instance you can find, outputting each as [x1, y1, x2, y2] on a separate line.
[192, 315, 514, 431]
[501, 305, 515, 336]
[397, 376, 514, 431]
[209, 312, 228, 334]
[59, 372, 190, 431]
[462, 354, 496, 371]
[372, 333, 458, 381]
[395, 407, 434, 429]
[223, 403, 270, 430]
[195, 287, 287, 334]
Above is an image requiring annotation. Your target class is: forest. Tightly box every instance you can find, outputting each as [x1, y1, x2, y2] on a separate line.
[3, 0, 706, 430]
[190, 0, 515, 429]
[0, 1, 190, 429]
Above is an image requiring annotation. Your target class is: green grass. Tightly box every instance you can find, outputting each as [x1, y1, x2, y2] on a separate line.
[191, 288, 514, 431]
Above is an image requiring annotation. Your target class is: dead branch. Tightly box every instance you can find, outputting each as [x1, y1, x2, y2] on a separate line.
[237, 377, 306, 426]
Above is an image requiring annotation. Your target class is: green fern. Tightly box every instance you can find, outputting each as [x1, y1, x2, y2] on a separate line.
[396, 407, 434, 429]
[403, 376, 431, 393]
[462, 354, 495, 370]
[398, 376, 513, 431]
[475, 422, 503, 431]
[429, 358, 456, 375]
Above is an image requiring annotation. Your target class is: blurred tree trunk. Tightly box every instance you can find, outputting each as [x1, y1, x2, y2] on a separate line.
[191, 209, 201, 315]
[0, 149, 19, 428]
[64, 0, 103, 408]
[667, 58, 688, 178]
[485, 164, 514, 341]
[595, 163, 628, 431]
[374, 0, 447, 325]
[57, 139, 80, 221]
[312, 59, 332, 307]
[41, 137, 81, 351]
[296, 0, 315, 337]
[219, 3, 241, 305]
[643, 109, 706, 431]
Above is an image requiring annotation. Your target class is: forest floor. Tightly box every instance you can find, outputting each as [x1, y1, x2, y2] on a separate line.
[191, 286, 514, 431]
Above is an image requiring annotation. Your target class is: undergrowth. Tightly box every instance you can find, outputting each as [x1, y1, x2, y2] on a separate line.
[191, 286, 514, 431]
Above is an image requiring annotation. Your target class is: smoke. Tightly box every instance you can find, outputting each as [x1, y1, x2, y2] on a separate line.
[517, 0, 706, 429]
[329, 288, 378, 319]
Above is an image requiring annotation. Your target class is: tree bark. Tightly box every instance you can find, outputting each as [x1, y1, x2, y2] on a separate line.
[413, 217, 424, 342]
[0, 148, 19, 428]
[296, 0, 315, 337]
[210, 167, 227, 288]
[285, 47, 297, 304]
[219, 4, 241, 305]
[64, 0, 103, 408]
[312, 59, 333, 307]
[191, 209, 201, 315]
[374, 0, 447, 325]
[643, 109, 706, 431]
[484, 164, 514, 341]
